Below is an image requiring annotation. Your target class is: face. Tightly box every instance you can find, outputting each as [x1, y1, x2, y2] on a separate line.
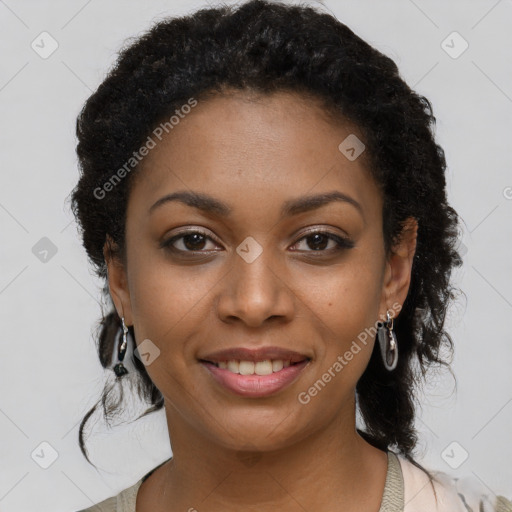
[106, 90, 416, 453]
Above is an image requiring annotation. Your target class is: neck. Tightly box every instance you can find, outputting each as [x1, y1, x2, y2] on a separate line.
[139, 398, 388, 512]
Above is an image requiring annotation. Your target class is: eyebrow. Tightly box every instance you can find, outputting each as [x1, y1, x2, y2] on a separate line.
[149, 190, 363, 218]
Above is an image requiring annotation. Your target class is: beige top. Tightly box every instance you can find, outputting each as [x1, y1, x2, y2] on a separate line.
[78, 451, 512, 512]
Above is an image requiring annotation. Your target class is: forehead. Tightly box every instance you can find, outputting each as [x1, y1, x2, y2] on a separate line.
[128, 90, 381, 221]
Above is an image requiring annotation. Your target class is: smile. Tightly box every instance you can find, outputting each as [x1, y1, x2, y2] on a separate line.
[199, 358, 311, 397]
[205, 359, 303, 375]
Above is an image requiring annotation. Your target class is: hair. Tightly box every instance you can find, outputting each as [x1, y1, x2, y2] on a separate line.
[70, 0, 463, 490]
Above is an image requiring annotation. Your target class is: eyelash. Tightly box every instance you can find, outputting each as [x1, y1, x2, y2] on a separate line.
[160, 228, 355, 256]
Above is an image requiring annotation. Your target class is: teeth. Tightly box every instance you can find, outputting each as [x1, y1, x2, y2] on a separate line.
[255, 361, 273, 375]
[213, 359, 299, 375]
[227, 360, 239, 373]
[272, 360, 283, 372]
[239, 361, 255, 375]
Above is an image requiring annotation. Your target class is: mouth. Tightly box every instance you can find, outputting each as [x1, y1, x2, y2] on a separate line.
[197, 346, 312, 397]
[198, 349, 312, 397]
[198, 358, 311, 376]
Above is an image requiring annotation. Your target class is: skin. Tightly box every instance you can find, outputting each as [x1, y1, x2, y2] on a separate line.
[105, 89, 418, 512]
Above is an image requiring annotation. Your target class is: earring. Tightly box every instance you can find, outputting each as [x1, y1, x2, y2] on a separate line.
[377, 310, 398, 371]
[113, 317, 129, 377]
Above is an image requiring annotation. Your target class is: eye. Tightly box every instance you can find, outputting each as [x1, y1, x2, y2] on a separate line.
[160, 228, 354, 256]
[291, 229, 354, 253]
[160, 229, 220, 253]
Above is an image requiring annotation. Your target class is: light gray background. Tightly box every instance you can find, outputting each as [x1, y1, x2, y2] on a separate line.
[1, 0, 511, 510]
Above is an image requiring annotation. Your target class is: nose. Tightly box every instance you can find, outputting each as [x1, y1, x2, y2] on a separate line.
[216, 246, 296, 328]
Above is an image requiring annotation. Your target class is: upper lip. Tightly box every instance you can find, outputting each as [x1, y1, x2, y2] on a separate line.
[199, 346, 310, 364]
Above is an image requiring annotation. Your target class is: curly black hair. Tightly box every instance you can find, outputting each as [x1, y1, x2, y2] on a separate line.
[70, 0, 463, 484]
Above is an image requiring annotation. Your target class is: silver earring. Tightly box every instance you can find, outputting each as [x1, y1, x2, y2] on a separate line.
[113, 317, 129, 377]
[377, 310, 398, 371]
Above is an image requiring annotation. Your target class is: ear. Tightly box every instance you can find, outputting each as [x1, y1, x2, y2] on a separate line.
[103, 234, 133, 326]
[379, 217, 418, 320]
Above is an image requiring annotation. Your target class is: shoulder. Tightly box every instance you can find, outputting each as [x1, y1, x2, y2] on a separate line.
[397, 454, 466, 511]
[395, 453, 512, 512]
[77, 495, 116, 512]
[76, 478, 143, 512]
[77, 457, 172, 511]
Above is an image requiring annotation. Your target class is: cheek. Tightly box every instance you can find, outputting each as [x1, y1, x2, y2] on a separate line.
[126, 260, 215, 394]
[304, 255, 383, 332]
[331, 267, 382, 335]
[126, 247, 216, 349]
[300, 253, 384, 374]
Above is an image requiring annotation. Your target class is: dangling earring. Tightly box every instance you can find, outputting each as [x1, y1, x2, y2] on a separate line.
[113, 317, 129, 377]
[377, 310, 398, 371]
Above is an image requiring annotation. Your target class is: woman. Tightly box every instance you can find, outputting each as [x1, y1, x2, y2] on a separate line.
[71, 1, 511, 511]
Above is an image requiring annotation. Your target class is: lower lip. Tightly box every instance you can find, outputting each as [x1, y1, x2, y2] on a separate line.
[200, 360, 310, 398]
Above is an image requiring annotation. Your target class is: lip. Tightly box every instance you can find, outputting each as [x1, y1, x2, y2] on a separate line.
[199, 346, 310, 364]
[200, 359, 311, 398]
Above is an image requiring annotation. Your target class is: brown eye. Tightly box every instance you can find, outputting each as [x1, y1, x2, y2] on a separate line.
[181, 233, 207, 251]
[292, 230, 355, 253]
[303, 233, 331, 251]
[161, 230, 219, 253]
